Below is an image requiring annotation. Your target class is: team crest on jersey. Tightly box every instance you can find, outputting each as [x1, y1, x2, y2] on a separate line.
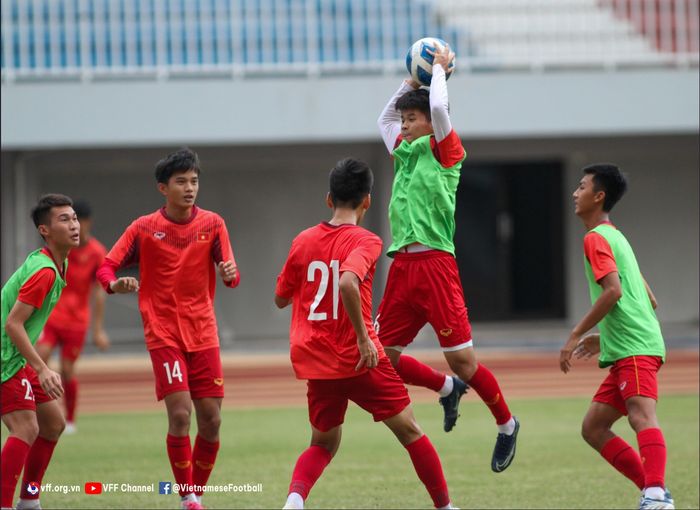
[153, 232, 166, 240]
[197, 232, 211, 242]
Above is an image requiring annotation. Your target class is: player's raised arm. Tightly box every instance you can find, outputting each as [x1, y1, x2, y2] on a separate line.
[429, 45, 454, 143]
[96, 222, 141, 294]
[377, 80, 416, 153]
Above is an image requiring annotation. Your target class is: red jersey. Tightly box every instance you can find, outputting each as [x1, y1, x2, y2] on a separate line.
[584, 222, 618, 282]
[97, 206, 239, 352]
[275, 222, 385, 380]
[46, 238, 106, 331]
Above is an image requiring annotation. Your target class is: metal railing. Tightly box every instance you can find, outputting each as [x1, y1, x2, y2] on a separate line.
[1, 0, 697, 82]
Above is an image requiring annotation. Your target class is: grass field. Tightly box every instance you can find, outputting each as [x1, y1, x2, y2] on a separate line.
[2, 394, 698, 509]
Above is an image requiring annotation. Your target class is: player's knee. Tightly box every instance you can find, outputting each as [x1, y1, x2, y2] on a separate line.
[17, 420, 40, 445]
[40, 415, 66, 440]
[199, 413, 222, 438]
[168, 408, 192, 431]
[627, 412, 657, 432]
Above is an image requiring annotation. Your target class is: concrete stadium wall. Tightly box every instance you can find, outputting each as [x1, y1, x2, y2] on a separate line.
[1, 134, 697, 346]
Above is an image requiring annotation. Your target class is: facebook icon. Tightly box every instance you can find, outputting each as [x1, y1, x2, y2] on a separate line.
[159, 482, 172, 495]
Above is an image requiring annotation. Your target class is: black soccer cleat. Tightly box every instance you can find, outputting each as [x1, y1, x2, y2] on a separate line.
[439, 376, 469, 432]
[491, 416, 520, 473]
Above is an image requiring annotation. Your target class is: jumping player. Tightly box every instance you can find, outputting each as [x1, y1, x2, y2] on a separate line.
[1, 194, 78, 510]
[275, 158, 456, 510]
[560, 163, 674, 510]
[37, 200, 110, 434]
[96, 148, 240, 510]
[376, 43, 519, 471]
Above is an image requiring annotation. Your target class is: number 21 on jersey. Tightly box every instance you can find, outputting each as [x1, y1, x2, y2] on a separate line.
[307, 260, 339, 321]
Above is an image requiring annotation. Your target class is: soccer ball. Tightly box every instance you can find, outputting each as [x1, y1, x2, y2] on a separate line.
[405, 37, 455, 87]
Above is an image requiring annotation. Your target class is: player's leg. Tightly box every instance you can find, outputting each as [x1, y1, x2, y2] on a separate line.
[284, 379, 346, 510]
[191, 397, 222, 501]
[188, 347, 225, 504]
[620, 356, 672, 508]
[284, 425, 341, 510]
[17, 399, 65, 509]
[377, 257, 452, 396]
[58, 329, 87, 433]
[350, 357, 454, 509]
[150, 347, 198, 508]
[383, 407, 454, 509]
[443, 346, 518, 471]
[1, 409, 39, 509]
[581, 399, 644, 490]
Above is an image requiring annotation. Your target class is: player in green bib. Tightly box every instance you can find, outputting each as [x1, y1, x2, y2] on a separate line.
[376, 44, 519, 473]
[560, 164, 674, 510]
[1, 194, 79, 510]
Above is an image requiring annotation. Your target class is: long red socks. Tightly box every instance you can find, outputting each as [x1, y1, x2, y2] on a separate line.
[600, 436, 645, 489]
[467, 363, 512, 425]
[637, 427, 667, 489]
[395, 355, 446, 392]
[288, 445, 332, 500]
[404, 435, 450, 509]
[19, 437, 58, 500]
[1, 437, 31, 507]
[192, 435, 220, 496]
[166, 434, 193, 496]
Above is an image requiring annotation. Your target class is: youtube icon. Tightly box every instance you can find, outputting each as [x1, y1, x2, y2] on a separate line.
[84, 482, 102, 495]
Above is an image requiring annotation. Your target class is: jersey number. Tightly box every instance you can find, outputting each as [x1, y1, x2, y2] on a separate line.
[307, 260, 340, 321]
[21, 378, 34, 401]
[163, 361, 183, 385]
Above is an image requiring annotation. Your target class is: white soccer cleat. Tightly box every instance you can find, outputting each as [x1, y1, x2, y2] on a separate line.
[64, 422, 77, 435]
[15, 498, 42, 510]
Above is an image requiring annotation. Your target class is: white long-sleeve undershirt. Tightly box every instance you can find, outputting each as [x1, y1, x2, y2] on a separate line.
[377, 64, 453, 154]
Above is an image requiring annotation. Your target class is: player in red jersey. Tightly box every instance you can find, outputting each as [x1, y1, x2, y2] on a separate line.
[2, 194, 78, 510]
[96, 148, 239, 510]
[275, 158, 456, 510]
[36, 200, 110, 434]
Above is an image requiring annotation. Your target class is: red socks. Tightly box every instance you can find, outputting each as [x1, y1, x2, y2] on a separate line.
[64, 378, 78, 423]
[166, 434, 193, 496]
[404, 435, 450, 509]
[468, 363, 512, 425]
[192, 435, 220, 496]
[600, 436, 645, 489]
[637, 427, 667, 489]
[1, 437, 31, 508]
[395, 355, 446, 392]
[19, 437, 58, 500]
[288, 445, 332, 499]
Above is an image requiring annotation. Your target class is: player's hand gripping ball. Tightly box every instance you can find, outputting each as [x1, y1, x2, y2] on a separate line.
[406, 37, 455, 86]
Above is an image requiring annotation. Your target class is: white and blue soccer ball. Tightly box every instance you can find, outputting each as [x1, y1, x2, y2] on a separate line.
[405, 37, 455, 87]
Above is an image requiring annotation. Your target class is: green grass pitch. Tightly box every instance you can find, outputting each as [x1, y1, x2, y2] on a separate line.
[2, 394, 698, 509]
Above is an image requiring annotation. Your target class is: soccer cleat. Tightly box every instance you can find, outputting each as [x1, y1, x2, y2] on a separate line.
[282, 504, 303, 510]
[439, 376, 468, 432]
[15, 499, 42, 510]
[639, 488, 675, 510]
[491, 416, 520, 473]
[64, 422, 77, 435]
[181, 495, 204, 510]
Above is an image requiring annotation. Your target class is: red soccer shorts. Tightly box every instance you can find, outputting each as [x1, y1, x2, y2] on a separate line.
[306, 357, 411, 432]
[37, 322, 87, 362]
[593, 355, 663, 415]
[1, 366, 52, 415]
[149, 346, 224, 401]
[376, 250, 472, 351]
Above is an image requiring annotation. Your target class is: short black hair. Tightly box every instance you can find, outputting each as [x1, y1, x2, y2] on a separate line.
[155, 147, 201, 184]
[329, 158, 374, 208]
[396, 88, 431, 119]
[31, 193, 73, 228]
[72, 199, 92, 219]
[582, 163, 628, 212]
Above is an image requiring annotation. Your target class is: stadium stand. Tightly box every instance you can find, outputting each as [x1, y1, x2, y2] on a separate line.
[2, 0, 697, 81]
